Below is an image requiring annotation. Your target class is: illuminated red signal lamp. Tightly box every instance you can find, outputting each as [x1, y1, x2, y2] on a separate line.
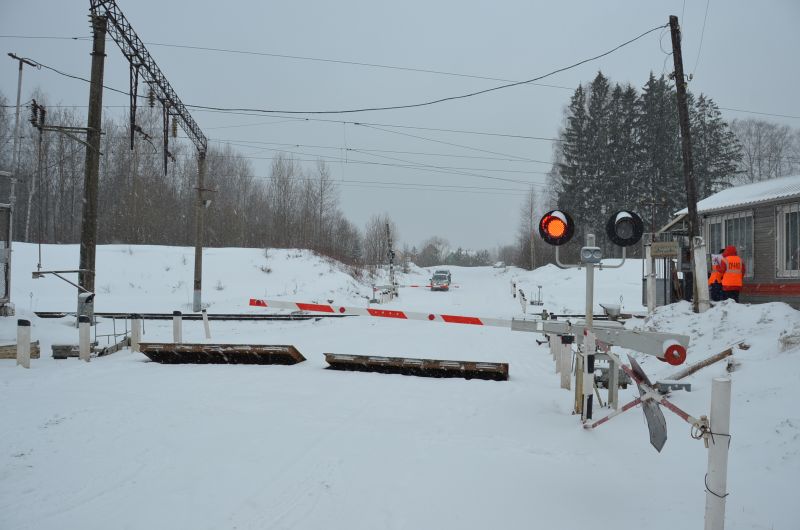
[539, 210, 575, 246]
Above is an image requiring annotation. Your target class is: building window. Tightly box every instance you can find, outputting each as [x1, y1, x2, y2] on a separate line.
[704, 211, 754, 278]
[778, 203, 800, 278]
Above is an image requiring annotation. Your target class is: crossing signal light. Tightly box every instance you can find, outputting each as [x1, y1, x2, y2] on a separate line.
[539, 210, 575, 246]
[606, 211, 644, 247]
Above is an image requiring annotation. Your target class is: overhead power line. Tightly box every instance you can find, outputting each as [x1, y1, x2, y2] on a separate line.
[0, 33, 573, 91]
[5, 25, 667, 115]
[718, 107, 800, 120]
[205, 138, 552, 164]
[181, 24, 668, 115]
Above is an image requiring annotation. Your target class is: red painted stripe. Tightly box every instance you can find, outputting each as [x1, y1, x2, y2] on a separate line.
[588, 397, 642, 429]
[249, 298, 267, 307]
[440, 314, 484, 325]
[742, 283, 800, 295]
[366, 309, 408, 319]
[660, 398, 692, 423]
[296, 303, 335, 313]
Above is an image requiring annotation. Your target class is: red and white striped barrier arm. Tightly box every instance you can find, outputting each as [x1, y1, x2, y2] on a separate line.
[249, 298, 510, 327]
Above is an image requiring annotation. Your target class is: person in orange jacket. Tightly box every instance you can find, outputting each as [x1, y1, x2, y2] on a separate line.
[719, 245, 745, 302]
[708, 250, 724, 302]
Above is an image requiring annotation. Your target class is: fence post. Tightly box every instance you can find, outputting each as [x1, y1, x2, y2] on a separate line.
[79, 315, 91, 362]
[560, 335, 573, 390]
[16, 319, 31, 369]
[130, 314, 141, 352]
[202, 309, 211, 339]
[172, 310, 182, 344]
[704, 377, 732, 530]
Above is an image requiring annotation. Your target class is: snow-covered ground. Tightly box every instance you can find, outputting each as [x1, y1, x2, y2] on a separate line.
[1, 243, 798, 530]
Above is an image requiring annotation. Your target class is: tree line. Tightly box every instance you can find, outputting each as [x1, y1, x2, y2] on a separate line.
[507, 71, 800, 269]
[0, 89, 403, 270]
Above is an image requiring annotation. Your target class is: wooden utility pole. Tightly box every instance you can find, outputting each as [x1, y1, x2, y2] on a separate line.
[192, 153, 207, 312]
[79, 14, 107, 294]
[669, 15, 701, 313]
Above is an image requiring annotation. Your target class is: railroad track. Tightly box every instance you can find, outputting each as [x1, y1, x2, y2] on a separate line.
[34, 311, 353, 321]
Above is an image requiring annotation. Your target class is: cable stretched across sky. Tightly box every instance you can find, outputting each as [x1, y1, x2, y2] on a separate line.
[183, 24, 668, 115]
[3, 24, 666, 115]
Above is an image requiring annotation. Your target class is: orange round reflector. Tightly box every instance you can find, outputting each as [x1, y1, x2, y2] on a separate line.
[545, 217, 566, 238]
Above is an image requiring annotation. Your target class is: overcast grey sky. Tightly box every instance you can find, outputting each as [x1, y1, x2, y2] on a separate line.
[2, 0, 798, 250]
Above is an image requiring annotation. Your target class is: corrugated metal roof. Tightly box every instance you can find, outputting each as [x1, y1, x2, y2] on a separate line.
[676, 174, 800, 215]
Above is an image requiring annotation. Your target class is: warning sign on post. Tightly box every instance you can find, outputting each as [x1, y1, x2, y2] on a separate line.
[650, 241, 679, 258]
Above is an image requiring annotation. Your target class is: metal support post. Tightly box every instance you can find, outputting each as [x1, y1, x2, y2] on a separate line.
[608, 356, 620, 410]
[646, 235, 656, 314]
[585, 233, 595, 329]
[172, 310, 182, 343]
[704, 378, 732, 530]
[16, 319, 30, 369]
[5, 54, 37, 313]
[574, 350, 584, 415]
[192, 152, 206, 312]
[582, 331, 596, 421]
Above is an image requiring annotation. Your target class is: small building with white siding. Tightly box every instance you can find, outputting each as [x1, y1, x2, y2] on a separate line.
[668, 174, 800, 307]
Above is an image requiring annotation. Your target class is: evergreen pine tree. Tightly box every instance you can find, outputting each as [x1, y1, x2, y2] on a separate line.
[690, 93, 743, 198]
[636, 73, 682, 231]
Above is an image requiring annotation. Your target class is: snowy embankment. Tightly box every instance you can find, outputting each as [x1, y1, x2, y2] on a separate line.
[0, 243, 798, 530]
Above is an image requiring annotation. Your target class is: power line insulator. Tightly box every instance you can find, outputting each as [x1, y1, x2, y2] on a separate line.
[171, 116, 178, 138]
[148, 88, 155, 108]
[29, 100, 38, 127]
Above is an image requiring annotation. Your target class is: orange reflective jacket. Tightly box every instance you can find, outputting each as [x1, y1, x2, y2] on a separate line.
[722, 256, 743, 290]
[708, 270, 723, 285]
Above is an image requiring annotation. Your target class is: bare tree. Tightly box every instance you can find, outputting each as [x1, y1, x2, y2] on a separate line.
[363, 213, 397, 267]
[731, 118, 800, 183]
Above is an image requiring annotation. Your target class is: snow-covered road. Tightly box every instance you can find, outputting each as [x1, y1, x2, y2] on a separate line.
[1, 244, 798, 529]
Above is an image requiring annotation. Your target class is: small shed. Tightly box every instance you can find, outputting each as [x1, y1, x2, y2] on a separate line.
[668, 174, 800, 308]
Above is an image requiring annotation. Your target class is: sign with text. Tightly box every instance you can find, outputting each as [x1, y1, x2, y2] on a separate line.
[650, 240, 679, 258]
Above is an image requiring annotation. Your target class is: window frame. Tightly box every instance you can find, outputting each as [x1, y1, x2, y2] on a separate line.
[777, 202, 800, 279]
[704, 210, 754, 279]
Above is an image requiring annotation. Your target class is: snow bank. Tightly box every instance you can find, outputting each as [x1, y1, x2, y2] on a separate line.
[0, 244, 798, 530]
